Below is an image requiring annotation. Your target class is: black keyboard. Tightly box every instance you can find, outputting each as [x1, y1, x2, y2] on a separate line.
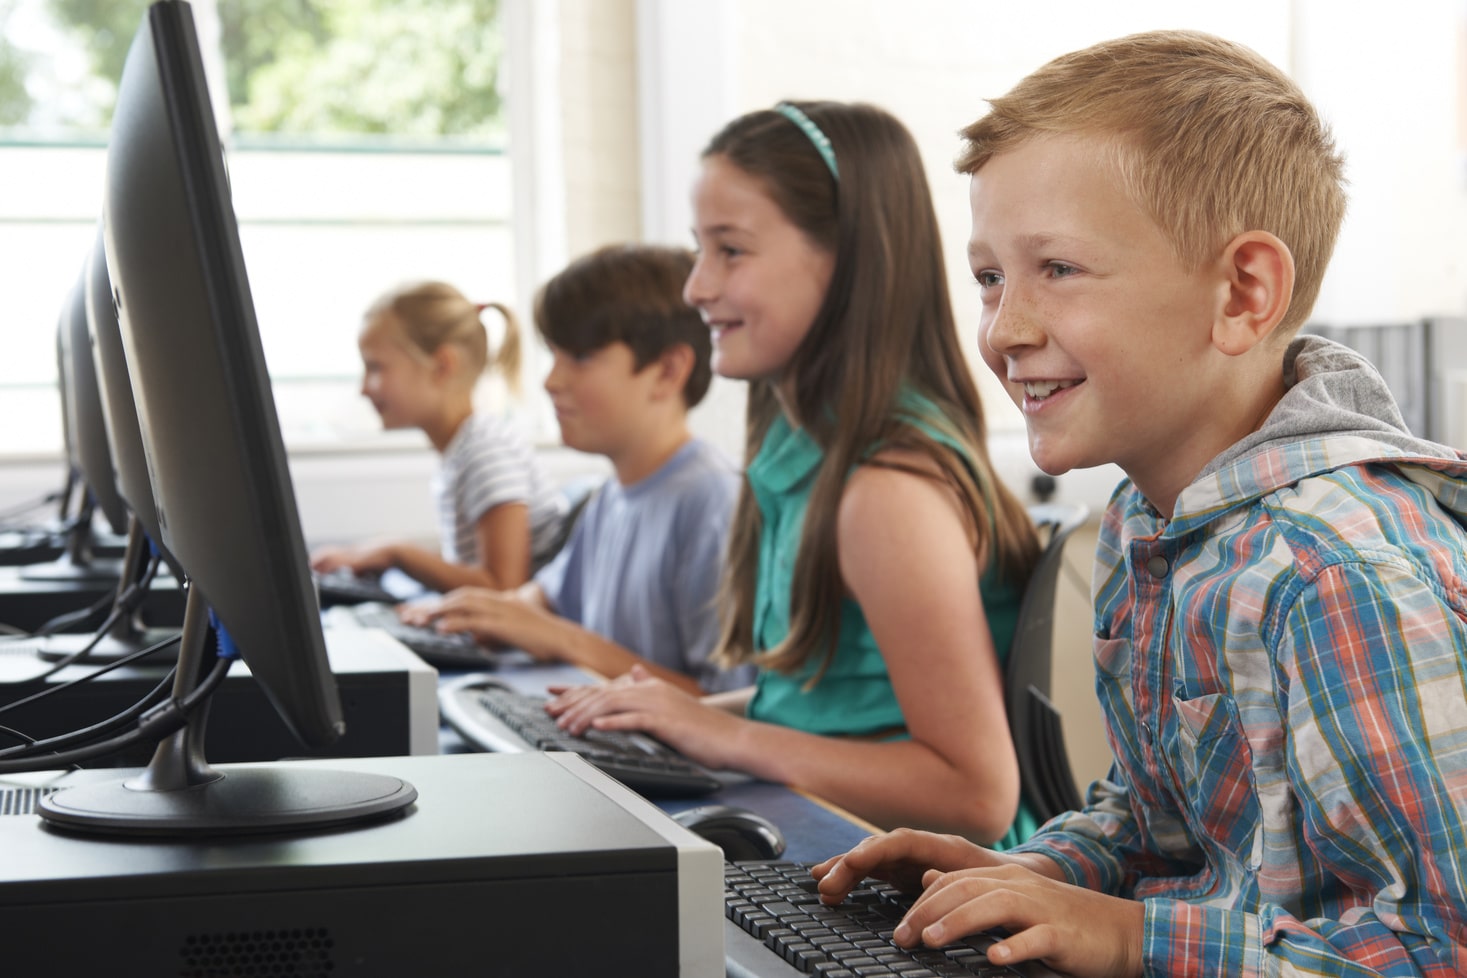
[438, 672, 722, 797]
[724, 861, 1028, 978]
[313, 569, 398, 606]
[337, 602, 505, 669]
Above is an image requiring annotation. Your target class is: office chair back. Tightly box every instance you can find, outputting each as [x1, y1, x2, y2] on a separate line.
[536, 475, 603, 569]
[1007, 502, 1090, 825]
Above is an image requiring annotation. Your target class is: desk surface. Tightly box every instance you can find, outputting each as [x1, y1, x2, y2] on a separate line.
[434, 659, 877, 865]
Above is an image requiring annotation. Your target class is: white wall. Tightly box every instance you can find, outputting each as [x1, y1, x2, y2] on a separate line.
[1300, 0, 1467, 324]
[636, 0, 1467, 509]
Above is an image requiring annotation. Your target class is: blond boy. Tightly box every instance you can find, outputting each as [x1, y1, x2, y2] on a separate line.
[816, 31, 1467, 977]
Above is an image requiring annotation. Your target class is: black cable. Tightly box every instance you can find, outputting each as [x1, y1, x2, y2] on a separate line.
[0, 509, 84, 539]
[0, 550, 162, 650]
[0, 669, 175, 754]
[0, 653, 230, 774]
[0, 631, 182, 718]
[0, 488, 65, 526]
[0, 585, 115, 642]
[0, 606, 124, 700]
[5, 607, 122, 681]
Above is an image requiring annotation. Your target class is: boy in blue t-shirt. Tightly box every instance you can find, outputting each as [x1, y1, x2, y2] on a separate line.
[402, 244, 752, 694]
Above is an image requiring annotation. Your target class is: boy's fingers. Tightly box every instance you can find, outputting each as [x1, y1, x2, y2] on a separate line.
[812, 855, 863, 901]
[896, 872, 1014, 947]
[814, 833, 912, 901]
[986, 925, 1058, 970]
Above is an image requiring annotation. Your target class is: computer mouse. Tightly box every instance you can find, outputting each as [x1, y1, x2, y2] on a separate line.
[672, 804, 786, 861]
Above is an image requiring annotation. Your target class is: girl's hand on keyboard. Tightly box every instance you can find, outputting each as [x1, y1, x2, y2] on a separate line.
[545, 665, 743, 769]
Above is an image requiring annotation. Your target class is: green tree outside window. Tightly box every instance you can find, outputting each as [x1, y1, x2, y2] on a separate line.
[1, 0, 503, 140]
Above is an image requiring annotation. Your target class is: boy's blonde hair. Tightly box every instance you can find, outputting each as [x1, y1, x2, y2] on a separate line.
[364, 281, 522, 394]
[957, 30, 1347, 333]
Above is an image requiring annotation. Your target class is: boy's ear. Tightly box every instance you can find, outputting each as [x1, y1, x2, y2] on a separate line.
[651, 343, 695, 401]
[1212, 230, 1295, 357]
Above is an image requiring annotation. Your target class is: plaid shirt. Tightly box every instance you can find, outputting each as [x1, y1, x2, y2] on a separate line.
[1013, 430, 1467, 976]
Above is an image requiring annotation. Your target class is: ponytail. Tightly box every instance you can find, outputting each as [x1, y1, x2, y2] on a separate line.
[477, 300, 523, 396]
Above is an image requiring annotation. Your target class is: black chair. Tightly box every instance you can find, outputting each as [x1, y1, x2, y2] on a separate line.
[1006, 502, 1090, 824]
[536, 474, 603, 570]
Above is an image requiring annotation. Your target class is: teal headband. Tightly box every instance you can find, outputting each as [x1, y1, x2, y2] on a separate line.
[773, 102, 838, 181]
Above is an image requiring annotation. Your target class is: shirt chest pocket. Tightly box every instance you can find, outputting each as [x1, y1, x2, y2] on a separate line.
[1166, 692, 1263, 871]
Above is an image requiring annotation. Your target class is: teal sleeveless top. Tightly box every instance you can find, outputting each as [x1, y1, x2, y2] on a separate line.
[744, 393, 1038, 849]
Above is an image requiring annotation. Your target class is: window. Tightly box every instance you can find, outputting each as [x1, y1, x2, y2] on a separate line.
[0, 0, 512, 456]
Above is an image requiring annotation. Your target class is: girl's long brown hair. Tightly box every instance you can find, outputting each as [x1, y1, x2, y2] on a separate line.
[710, 101, 1039, 679]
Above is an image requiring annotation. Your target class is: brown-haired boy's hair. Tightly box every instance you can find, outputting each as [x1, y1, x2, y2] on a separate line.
[533, 243, 712, 408]
[956, 30, 1347, 333]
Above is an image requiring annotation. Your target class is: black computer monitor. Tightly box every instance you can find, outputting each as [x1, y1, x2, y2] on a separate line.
[34, 0, 415, 836]
[84, 224, 182, 583]
[62, 269, 129, 541]
[17, 276, 129, 583]
[28, 229, 184, 664]
[54, 326, 78, 520]
[0, 318, 78, 539]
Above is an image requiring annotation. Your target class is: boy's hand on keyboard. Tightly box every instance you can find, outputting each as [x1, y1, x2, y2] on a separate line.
[399, 587, 539, 649]
[310, 543, 396, 576]
[891, 861, 1144, 978]
[813, 828, 1140, 977]
[393, 599, 438, 628]
[545, 665, 742, 769]
[811, 827, 1002, 900]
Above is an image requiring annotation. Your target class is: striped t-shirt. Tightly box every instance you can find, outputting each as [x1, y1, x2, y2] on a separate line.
[432, 413, 567, 571]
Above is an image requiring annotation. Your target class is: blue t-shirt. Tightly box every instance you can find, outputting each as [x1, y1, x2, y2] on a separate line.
[534, 438, 754, 692]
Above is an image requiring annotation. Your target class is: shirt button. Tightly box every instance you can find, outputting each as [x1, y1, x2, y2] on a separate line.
[1146, 555, 1169, 579]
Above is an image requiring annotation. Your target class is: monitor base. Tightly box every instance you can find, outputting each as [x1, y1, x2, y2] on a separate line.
[37, 766, 416, 837]
[17, 556, 122, 584]
[34, 627, 180, 664]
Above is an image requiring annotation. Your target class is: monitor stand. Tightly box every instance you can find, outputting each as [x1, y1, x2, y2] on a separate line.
[32, 520, 180, 666]
[35, 587, 416, 837]
[16, 505, 122, 584]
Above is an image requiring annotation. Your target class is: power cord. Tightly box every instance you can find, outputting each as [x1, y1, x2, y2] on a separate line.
[0, 630, 183, 721]
[0, 552, 163, 648]
[0, 487, 66, 528]
[0, 644, 223, 775]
